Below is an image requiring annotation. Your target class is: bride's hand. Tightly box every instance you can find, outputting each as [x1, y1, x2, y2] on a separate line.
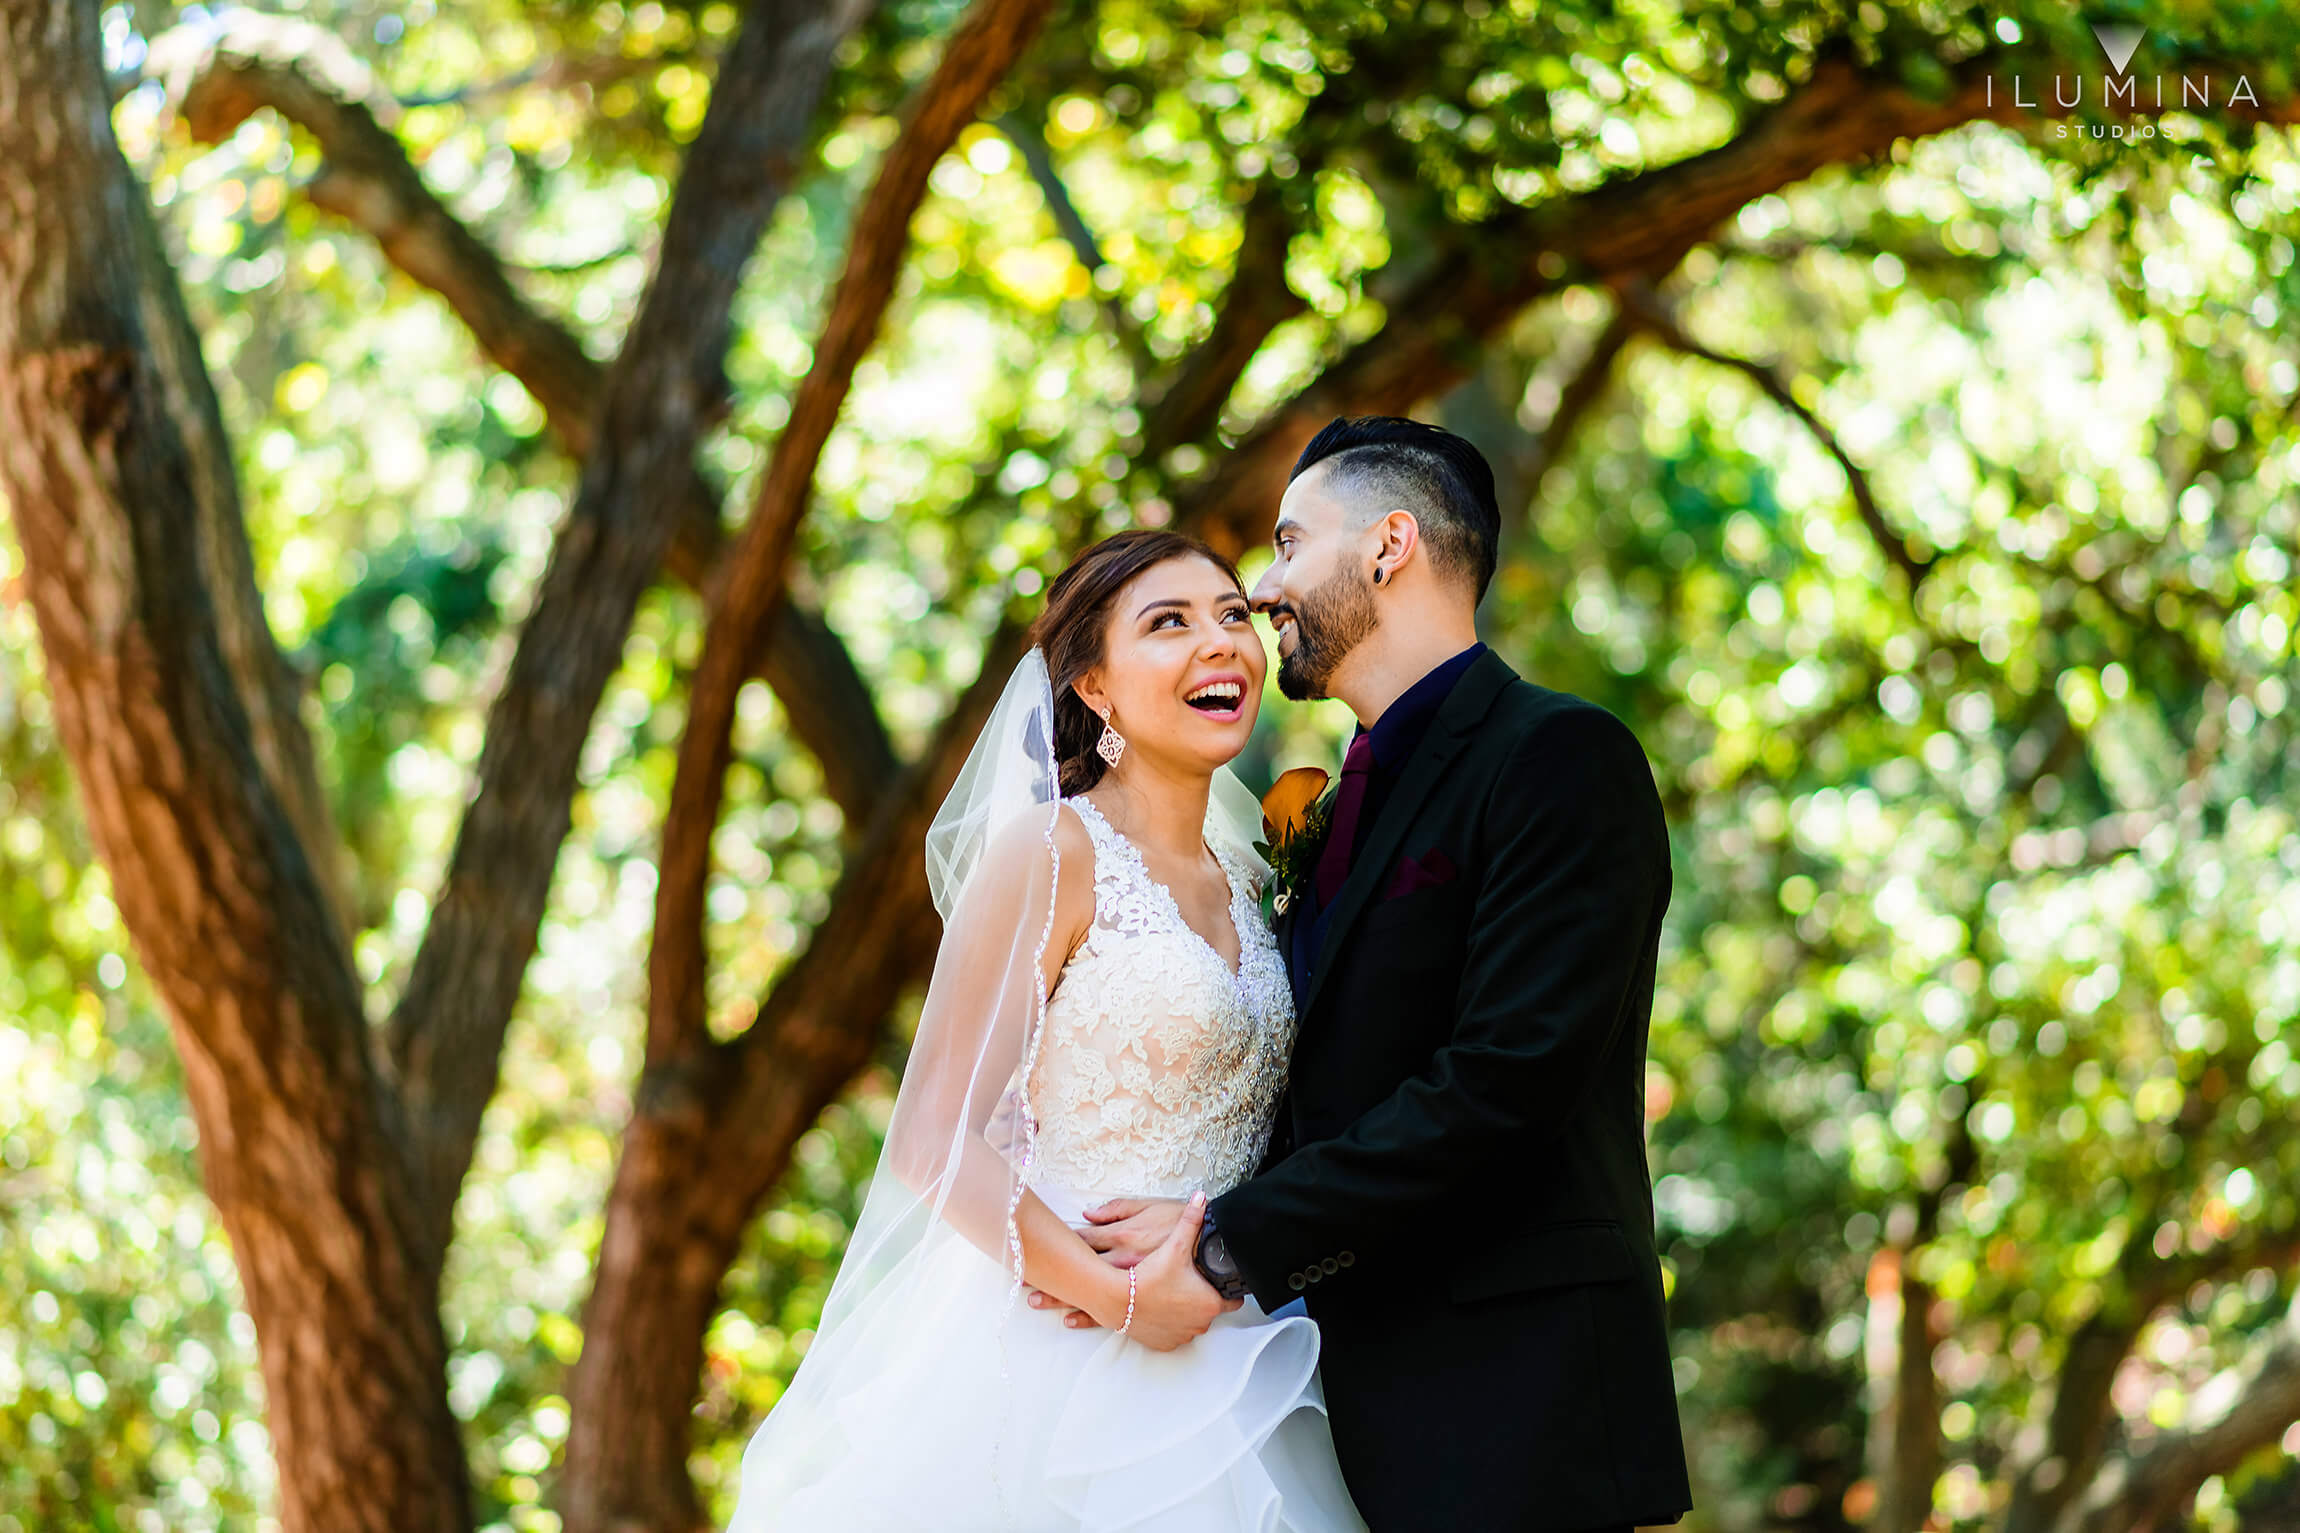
[1078, 1194, 1187, 1267]
[1023, 1194, 1181, 1320]
[1110, 1193, 1229, 1352]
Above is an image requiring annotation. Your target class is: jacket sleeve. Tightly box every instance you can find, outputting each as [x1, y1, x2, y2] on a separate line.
[1208, 702, 1669, 1310]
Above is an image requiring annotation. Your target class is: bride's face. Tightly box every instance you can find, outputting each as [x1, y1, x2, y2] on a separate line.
[1079, 555, 1265, 772]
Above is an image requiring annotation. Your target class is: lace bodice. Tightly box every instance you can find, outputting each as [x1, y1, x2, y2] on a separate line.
[1024, 797, 1296, 1201]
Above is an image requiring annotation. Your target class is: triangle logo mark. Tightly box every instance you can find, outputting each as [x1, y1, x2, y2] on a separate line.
[2092, 22, 2145, 74]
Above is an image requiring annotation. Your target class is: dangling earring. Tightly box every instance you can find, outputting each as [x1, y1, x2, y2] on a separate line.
[1095, 705, 1126, 767]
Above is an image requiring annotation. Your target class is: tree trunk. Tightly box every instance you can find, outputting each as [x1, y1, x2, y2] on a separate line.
[0, 1, 469, 1527]
[559, 1068, 756, 1533]
[560, 627, 1013, 1531]
[1864, 1250, 1943, 1533]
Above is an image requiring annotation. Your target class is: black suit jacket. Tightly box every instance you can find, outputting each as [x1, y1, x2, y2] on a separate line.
[1210, 650, 1692, 1533]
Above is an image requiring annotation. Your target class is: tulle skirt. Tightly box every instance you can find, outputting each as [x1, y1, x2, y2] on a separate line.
[726, 1181, 1365, 1532]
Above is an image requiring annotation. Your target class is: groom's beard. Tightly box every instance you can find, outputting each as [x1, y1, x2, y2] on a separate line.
[1274, 563, 1380, 701]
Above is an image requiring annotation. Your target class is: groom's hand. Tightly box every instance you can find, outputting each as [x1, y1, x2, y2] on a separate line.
[1117, 1193, 1233, 1351]
[1078, 1195, 1187, 1267]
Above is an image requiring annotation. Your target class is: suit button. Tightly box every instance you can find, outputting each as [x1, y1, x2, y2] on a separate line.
[1320, 1257, 1339, 1275]
[1306, 1267, 1323, 1283]
[1287, 1273, 1307, 1291]
[1338, 1251, 1355, 1268]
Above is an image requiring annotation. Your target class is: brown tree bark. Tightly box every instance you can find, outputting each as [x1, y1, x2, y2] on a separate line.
[2003, 1216, 2300, 1533]
[562, 621, 1025, 1532]
[1172, 54, 2020, 560]
[1862, 1251, 1945, 1533]
[651, 0, 1055, 1093]
[2060, 1319, 2300, 1533]
[382, 0, 873, 1257]
[0, 1, 466, 1527]
[126, 161, 357, 944]
[1132, 172, 1310, 462]
[566, 4, 1054, 1523]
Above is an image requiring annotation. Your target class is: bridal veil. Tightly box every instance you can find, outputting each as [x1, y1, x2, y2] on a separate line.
[729, 646, 1267, 1520]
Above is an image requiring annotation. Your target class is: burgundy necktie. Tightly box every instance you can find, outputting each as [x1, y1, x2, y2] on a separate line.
[1313, 732, 1375, 906]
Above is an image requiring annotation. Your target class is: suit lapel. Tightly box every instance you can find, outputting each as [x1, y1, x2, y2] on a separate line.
[1295, 651, 1518, 1026]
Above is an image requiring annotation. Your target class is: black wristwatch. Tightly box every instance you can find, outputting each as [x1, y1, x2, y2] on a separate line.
[1194, 1210, 1248, 1301]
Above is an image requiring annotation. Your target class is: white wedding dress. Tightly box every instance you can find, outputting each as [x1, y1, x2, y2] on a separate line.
[729, 796, 1364, 1532]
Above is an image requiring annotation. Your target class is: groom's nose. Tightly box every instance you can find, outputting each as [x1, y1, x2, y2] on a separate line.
[1248, 565, 1284, 610]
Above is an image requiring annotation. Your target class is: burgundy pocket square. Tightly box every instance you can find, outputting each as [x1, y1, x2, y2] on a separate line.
[1383, 850, 1457, 901]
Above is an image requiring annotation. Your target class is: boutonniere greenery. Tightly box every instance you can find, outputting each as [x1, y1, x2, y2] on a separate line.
[1256, 766, 1334, 920]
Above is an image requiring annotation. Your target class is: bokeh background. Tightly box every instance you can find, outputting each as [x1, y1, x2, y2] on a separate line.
[2, 0, 2296, 1530]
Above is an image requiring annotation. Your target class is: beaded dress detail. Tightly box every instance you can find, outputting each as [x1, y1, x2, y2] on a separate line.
[1027, 797, 1296, 1202]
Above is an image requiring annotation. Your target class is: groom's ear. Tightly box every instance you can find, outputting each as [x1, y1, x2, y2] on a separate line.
[1361, 514, 1416, 588]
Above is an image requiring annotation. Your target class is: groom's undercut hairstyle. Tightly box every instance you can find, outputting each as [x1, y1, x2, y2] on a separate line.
[1290, 416, 1500, 603]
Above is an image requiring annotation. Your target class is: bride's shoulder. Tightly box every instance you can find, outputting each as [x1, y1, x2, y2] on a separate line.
[974, 803, 1098, 884]
[951, 807, 1098, 950]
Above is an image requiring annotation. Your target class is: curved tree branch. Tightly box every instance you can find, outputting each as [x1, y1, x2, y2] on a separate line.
[1166, 51, 2300, 561]
[1516, 300, 1638, 497]
[997, 107, 1153, 374]
[1169, 55, 2023, 558]
[1134, 171, 1309, 467]
[382, 0, 873, 1257]
[1617, 277, 1936, 596]
[2061, 1315, 2300, 1533]
[182, 51, 602, 454]
[179, 46, 901, 824]
[131, 103, 355, 945]
[2006, 1214, 2300, 1533]
[646, 0, 1053, 1068]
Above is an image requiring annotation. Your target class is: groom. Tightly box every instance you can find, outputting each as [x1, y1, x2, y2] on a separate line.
[1081, 417, 1692, 1531]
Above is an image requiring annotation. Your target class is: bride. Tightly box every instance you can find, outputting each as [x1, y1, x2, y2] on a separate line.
[728, 529, 1363, 1531]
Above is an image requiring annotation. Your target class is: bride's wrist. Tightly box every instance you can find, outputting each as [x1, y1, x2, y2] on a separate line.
[1086, 1263, 1134, 1329]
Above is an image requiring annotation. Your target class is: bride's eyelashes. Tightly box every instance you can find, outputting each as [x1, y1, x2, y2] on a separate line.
[1146, 604, 1252, 632]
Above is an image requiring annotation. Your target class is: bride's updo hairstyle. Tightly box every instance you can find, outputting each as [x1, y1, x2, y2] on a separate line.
[1030, 528, 1249, 796]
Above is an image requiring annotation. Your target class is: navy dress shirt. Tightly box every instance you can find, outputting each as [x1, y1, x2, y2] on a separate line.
[1286, 642, 1488, 994]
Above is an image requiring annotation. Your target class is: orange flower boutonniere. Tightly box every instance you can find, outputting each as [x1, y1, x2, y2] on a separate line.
[1256, 766, 1334, 918]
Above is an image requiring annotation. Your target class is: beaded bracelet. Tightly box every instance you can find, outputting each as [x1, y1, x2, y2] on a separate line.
[1117, 1266, 1138, 1336]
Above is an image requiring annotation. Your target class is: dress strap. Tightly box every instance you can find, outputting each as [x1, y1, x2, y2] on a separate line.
[1062, 797, 1133, 927]
[1208, 837, 1263, 905]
